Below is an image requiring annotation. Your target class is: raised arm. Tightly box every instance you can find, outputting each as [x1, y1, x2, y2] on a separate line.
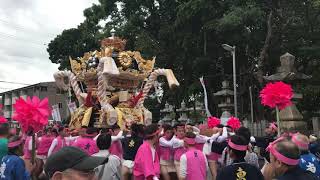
[172, 136, 184, 149]
[111, 131, 124, 142]
[93, 133, 100, 141]
[65, 136, 79, 141]
[217, 127, 228, 143]
[47, 138, 58, 157]
[192, 126, 200, 135]
[159, 137, 173, 147]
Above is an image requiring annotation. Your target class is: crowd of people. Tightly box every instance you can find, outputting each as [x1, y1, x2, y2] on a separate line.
[0, 118, 319, 180]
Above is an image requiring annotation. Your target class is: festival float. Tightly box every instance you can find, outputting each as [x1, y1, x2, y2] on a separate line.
[54, 34, 179, 130]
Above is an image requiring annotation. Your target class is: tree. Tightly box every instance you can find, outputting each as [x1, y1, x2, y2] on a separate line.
[47, 0, 320, 120]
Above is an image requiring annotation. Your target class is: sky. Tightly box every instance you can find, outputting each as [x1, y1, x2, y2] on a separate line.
[0, 0, 98, 92]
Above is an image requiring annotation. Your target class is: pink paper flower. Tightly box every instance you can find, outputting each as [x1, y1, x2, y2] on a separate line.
[260, 81, 293, 110]
[13, 96, 51, 133]
[227, 116, 241, 130]
[207, 116, 221, 128]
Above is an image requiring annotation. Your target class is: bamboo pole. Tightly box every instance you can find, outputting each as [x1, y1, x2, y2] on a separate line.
[276, 106, 280, 137]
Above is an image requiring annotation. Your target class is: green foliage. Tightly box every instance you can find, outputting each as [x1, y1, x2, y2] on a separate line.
[47, 0, 320, 117]
[47, 28, 99, 70]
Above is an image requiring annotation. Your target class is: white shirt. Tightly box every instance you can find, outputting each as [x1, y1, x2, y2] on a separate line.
[93, 131, 124, 142]
[179, 151, 209, 178]
[172, 136, 185, 149]
[47, 136, 78, 157]
[93, 150, 121, 180]
[151, 146, 156, 162]
[47, 138, 58, 157]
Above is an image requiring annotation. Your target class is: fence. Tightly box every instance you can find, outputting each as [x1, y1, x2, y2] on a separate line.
[243, 119, 267, 137]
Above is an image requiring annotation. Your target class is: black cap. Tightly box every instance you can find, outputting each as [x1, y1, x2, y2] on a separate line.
[44, 146, 108, 178]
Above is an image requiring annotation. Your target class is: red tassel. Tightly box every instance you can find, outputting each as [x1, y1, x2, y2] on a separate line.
[85, 92, 93, 107]
[129, 91, 144, 107]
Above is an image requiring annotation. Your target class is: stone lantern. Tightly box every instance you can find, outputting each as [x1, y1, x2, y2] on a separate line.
[188, 101, 206, 124]
[213, 81, 234, 125]
[160, 102, 174, 125]
[264, 53, 311, 133]
[177, 101, 189, 124]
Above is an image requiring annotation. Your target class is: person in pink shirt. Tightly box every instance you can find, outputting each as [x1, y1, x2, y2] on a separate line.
[133, 124, 160, 180]
[179, 132, 208, 180]
[172, 123, 186, 178]
[109, 124, 123, 159]
[159, 124, 175, 180]
[23, 130, 33, 161]
[72, 127, 99, 155]
[36, 127, 54, 163]
[23, 129, 41, 174]
[47, 127, 70, 157]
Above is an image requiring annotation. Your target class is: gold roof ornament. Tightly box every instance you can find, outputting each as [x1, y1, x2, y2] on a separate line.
[101, 37, 127, 52]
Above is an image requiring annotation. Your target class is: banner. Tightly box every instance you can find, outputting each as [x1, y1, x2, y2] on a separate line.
[200, 77, 212, 117]
[51, 105, 61, 122]
[67, 102, 77, 114]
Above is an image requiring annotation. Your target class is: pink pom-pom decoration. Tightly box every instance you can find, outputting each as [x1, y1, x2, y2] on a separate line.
[227, 117, 241, 130]
[260, 81, 293, 110]
[13, 96, 51, 133]
[0, 116, 7, 124]
[207, 116, 221, 128]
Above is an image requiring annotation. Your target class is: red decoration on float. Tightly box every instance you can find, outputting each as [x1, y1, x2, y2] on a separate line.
[260, 81, 293, 110]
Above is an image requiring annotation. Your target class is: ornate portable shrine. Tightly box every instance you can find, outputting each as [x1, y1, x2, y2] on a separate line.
[54, 35, 179, 130]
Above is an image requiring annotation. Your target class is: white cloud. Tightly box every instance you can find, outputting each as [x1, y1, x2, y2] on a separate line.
[0, 0, 98, 92]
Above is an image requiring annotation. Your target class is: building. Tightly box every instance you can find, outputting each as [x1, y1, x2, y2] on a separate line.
[0, 82, 69, 122]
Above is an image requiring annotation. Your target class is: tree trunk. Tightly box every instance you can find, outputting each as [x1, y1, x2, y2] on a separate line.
[256, 10, 273, 85]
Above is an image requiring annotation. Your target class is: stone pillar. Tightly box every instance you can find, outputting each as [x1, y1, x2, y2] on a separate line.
[312, 117, 320, 137]
[213, 81, 234, 125]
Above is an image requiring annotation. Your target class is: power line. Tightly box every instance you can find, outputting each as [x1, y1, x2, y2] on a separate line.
[0, 80, 31, 85]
